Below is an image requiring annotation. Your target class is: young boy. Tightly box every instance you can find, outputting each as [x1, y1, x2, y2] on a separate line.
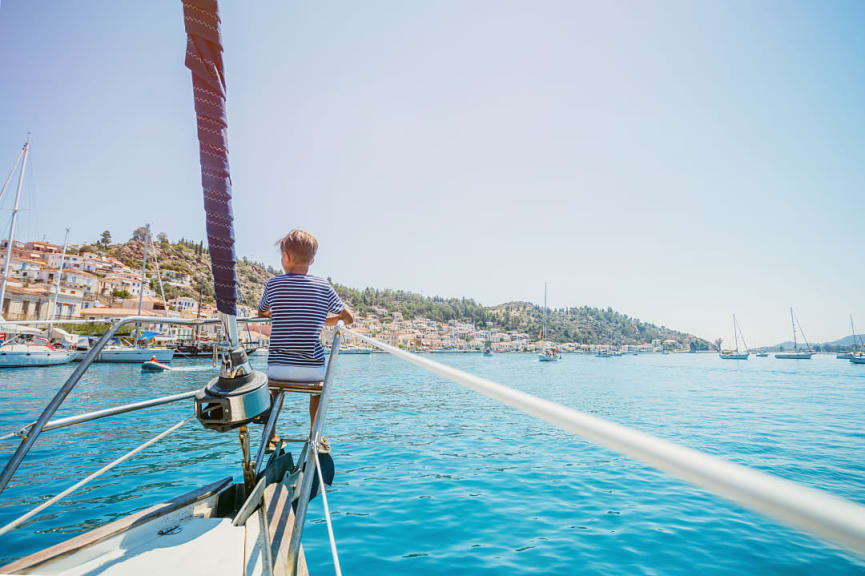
[258, 229, 354, 450]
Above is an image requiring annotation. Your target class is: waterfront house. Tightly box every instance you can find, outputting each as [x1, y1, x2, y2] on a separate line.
[24, 240, 62, 254]
[169, 296, 197, 313]
[1, 283, 82, 321]
[0, 254, 45, 282]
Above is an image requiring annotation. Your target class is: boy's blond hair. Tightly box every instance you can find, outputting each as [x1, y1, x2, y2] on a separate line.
[278, 229, 318, 263]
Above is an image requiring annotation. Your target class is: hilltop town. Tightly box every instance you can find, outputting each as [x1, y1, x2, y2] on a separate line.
[0, 230, 708, 352]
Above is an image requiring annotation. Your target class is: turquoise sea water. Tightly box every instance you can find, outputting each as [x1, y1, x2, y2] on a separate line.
[0, 353, 864, 574]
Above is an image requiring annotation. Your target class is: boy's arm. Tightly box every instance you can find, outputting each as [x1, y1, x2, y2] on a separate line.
[324, 306, 354, 326]
[257, 280, 271, 318]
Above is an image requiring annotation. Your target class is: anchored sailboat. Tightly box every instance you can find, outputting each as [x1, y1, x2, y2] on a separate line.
[775, 308, 813, 359]
[836, 315, 862, 360]
[719, 314, 750, 360]
[538, 282, 560, 362]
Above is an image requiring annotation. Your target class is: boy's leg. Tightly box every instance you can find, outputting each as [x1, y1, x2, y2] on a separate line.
[268, 389, 283, 446]
[309, 390, 321, 433]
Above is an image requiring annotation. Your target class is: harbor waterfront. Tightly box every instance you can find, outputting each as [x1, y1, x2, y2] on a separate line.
[1, 353, 863, 574]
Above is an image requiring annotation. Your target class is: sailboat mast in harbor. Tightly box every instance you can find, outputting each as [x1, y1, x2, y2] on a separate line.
[538, 282, 560, 361]
[543, 282, 547, 341]
[132, 224, 150, 343]
[776, 307, 813, 359]
[837, 314, 863, 360]
[719, 314, 749, 359]
[0, 140, 30, 318]
[47, 227, 70, 332]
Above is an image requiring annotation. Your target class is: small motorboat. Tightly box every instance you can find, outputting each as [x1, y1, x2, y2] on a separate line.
[851, 353, 865, 365]
[142, 356, 171, 371]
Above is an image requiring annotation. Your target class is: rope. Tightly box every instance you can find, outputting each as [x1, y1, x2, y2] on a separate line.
[313, 444, 342, 576]
[0, 415, 194, 537]
[338, 325, 865, 559]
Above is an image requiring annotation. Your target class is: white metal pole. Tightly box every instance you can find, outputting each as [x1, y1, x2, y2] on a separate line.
[48, 228, 70, 332]
[133, 225, 149, 344]
[0, 145, 25, 203]
[0, 141, 30, 320]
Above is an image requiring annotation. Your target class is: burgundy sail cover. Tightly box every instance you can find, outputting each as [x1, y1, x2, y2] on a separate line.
[182, 0, 237, 316]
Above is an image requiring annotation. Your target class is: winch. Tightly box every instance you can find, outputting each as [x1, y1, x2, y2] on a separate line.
[195, 346, 271, 432]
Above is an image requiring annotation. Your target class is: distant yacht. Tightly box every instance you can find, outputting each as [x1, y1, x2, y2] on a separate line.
[0, 332, 74, 368]
[538, 283, 560, 362]
[775, 308, 813, 359]
[720, 314, 749, 360]
[836, 314, 861, 360]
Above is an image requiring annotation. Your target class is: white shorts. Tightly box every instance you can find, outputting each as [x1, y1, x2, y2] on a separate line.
[266, 364, 326, 382]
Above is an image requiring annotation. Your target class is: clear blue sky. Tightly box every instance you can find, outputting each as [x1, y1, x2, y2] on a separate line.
[1, 1, 863, 346]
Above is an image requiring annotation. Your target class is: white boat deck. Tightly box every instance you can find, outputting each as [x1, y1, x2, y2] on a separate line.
[33, 516, 242, 576]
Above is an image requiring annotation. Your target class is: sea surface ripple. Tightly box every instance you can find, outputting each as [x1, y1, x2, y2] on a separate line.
[0, 353, 864, 574]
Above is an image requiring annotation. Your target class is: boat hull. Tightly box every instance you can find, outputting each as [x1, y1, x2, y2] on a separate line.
[0, 350, 74, 368]
[96, 348, 175, 363]
[836, 353, 853, 359]
[538, 354, 560, 362]
[142, 360, 171, 371]
[851, 355, 865, 365]
[720, 353, 749, 360]
[775, 352, 812, 359]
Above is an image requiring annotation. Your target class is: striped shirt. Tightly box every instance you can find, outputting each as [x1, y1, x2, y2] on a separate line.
[258, 274, 344, 367]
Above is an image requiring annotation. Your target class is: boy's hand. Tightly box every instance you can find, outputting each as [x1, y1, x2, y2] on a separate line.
[258, 309, 272, 319]
[324, 306, 354, 326]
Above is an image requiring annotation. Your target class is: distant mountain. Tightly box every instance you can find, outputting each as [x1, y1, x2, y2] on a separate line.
[770, 333, 864, 352]
[336, 283, 708, 347]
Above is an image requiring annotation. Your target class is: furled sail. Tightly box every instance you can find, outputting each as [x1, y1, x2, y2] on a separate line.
[182, 0, 237, 316]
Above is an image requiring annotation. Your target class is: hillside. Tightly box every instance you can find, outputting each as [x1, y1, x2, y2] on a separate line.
[78, 230, 708, 347]
[77, 229, 273, 310]
[329, 286, 707, 348]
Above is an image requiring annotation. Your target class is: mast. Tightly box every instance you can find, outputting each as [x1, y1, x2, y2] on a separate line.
[0, 141, 30, 319]
[794, 310, 812, 352]
[133, 224, 150, 344]
[543, 282, 547, 342]
[790, 307, 797, 351]
[48, 228, 70, 332]
[194, 278, 203, 344]
[851, 314, 860, 351]
[736, 315, 749, 353]
[732, 314, 738, 353]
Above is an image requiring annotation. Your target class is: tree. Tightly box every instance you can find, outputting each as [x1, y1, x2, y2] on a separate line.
[131, 226, 148, 242]
[714, 338, 723, 351]
[99, 230, 112, 248]
[157, 232, 169, 248]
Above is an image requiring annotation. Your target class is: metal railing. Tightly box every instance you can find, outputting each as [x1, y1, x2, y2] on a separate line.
[337, 325, 865, 560]
[0, 390, 199, 441]
[287, 325, 342, 575]
[0, 315, 270, 494]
